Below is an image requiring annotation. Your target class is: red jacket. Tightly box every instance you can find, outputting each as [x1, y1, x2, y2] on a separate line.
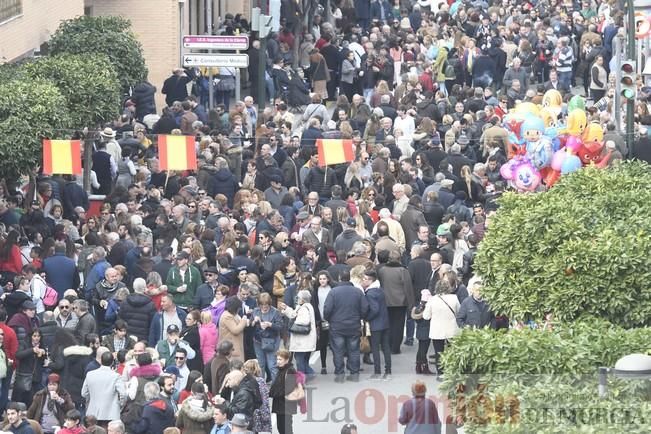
[0, 245, 22, 275]
[0, 323, 18, 363]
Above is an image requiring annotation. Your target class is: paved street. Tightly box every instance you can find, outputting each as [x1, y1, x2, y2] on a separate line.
[281, 343, 458, 434]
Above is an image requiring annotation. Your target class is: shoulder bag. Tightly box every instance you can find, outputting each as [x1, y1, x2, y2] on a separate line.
[289, 305, 311, 335]
[438, 294, 457, 317]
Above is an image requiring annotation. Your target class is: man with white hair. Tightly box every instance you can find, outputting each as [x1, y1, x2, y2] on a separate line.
[118, 277, 156, 341]
[171, 204, 189, 234]
[391, 183, 409, 219]
[456, 276, 495, 328]
[373, 208, 406, 251]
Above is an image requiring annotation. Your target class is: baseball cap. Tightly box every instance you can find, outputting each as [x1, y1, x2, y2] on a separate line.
[176, 251, 190, 260]
[166, 324, 180, 334]
[164, 366, 183, 378]
[231, 413, 249, 428]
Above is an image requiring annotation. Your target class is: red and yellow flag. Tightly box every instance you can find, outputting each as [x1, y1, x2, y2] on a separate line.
[316, 139, 354, 167]
[158, 135, 197, 171]
[42, 139, 82, 175]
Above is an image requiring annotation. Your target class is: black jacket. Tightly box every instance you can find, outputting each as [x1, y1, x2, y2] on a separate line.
[61, 345, 93, 403]
[303, 166, 338, 198]
[132, 81, 157, 121]
[457, 295, 495, 329]
[224, 374, 262, 421]
[118, 293, 156, 342]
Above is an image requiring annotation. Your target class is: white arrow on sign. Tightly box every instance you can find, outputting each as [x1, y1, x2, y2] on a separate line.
[182, 54, 249, 68]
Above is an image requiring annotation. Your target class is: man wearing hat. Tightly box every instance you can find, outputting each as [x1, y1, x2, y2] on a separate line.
[193, 266, 220, 310]
[7, 299, 39, 337]
[263, 175, 288, 209]
[165, 251, 202, 311]
[155, 324, 196, 368]
[92, 138, 117, 195]
[99, 127, 122, 166]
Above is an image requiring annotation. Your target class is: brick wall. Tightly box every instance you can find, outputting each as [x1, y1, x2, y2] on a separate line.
[0, 0, 84, 62]
[85, 0, 182, 110]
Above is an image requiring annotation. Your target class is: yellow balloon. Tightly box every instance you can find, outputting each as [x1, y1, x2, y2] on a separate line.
[542, 89, 563, 117]
[582, 122, 604, 146]
[540, 107, 558, 128]
[564, 109, 587, 136]
[514, 102, 541, 116]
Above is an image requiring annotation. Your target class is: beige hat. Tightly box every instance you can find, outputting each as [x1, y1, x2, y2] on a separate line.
[100, 127, 116, 138]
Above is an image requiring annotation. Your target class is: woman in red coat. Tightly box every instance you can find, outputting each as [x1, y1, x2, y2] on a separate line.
[0, 230, 23, 285]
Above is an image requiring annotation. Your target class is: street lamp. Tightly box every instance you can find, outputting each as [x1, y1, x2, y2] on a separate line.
[598, 354, 651, 397]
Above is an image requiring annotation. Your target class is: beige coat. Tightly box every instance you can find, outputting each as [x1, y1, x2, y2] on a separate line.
[422, 294, 461, 340]
[283, 302, 317, 352]
[219, 311, 247, 360]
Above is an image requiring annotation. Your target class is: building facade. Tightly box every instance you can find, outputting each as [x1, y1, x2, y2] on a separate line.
[0, 0, 84, 62]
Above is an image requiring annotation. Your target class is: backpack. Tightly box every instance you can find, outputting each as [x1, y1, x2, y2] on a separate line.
[42, 285, 59, 309]
[34, 275, 58, 309]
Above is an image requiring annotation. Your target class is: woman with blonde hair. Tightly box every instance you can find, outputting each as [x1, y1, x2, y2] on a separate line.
[371, 80, 393, 108]
[217, 231, 236, 259]
[344, 162, 365, 192]
[354, 214, 370, 238]
[199, 311, 217, 364]
[190, 239, 207, 272]
[454, 165, 483, 206]
[233, 189, 252, 213]
[243, 359, 272, 433]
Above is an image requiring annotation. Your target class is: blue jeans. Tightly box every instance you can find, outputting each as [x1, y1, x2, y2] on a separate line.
[405, 317, 415, 341]
[370, 329, 392, 374]
[330, 332, 361, 375]
[558, 70, 572, 92]
[254, 341, 279, 382]
[294, 351, 315, 376]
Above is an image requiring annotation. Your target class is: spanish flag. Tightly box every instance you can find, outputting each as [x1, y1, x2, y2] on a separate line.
[158, 135, 197, 171]
[316, 138, 355, 167]
[42, 139, 82, 175]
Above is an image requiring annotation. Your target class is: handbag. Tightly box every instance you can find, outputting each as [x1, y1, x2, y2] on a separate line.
[289, 317, 311, 335]
[14, 371, 33, 392]
[360, 335, 371, 354]
[289, 305, 311, 335]
[260, 337, 276, 352]
[285, 381, 305, 402]
[215, 74, 236, 91]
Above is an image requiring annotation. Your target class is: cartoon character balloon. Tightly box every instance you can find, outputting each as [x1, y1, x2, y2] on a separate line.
[500, 155, 542, 192]
[563, 109, 588, 137]
[542, 89, 563, 117]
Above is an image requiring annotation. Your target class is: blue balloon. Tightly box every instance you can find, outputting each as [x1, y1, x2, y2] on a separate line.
[560, 155, 582, 174]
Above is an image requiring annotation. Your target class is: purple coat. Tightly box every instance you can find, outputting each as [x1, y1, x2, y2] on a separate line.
[203, 299, 226, 327]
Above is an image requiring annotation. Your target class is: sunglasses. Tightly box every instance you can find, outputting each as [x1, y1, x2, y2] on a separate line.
[175, 356, 185, 360]
[60, 306, 70, 309]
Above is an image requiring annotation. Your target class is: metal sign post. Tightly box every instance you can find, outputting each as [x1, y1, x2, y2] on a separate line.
[206, 0, 214, 110]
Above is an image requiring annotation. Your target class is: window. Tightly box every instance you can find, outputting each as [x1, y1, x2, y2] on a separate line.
[0, 0, 22, 23]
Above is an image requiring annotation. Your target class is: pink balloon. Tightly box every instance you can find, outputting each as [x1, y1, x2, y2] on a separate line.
[551, 149, 568, 171]
[500, 159, 516, 180]
[514, 162, 542, 191]
[565, 136, 583, 153]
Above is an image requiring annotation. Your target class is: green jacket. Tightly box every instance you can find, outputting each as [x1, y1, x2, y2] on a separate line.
[165, 265, 202, 308]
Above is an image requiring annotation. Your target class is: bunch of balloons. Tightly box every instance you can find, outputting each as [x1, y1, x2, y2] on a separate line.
[500, 91, 611, 192]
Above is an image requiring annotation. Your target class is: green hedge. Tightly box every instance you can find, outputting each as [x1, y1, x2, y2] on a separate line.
[476, 162, 651, 328]
[440, 320, 651, 432]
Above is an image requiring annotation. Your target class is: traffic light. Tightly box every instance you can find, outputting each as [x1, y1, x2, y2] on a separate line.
[621, 61, 637, 100]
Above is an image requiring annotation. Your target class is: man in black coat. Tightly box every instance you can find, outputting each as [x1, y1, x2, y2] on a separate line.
[131, 80, 157, 121]
[118, 280, 156, 342]
[161, 68, 194, 107]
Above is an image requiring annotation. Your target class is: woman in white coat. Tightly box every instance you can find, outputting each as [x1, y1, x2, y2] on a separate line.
[279, 289, 317, 380]
[422, 279, 460, 375]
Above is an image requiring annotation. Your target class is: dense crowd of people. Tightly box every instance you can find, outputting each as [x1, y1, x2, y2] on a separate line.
[0, 0, 648, 433]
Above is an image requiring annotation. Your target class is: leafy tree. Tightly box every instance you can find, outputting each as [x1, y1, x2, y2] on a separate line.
[22, 53, 121, 127]
[475, 162, 651, 328]
[48, 15, 147, 92]
[0, 80, 73, 178]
